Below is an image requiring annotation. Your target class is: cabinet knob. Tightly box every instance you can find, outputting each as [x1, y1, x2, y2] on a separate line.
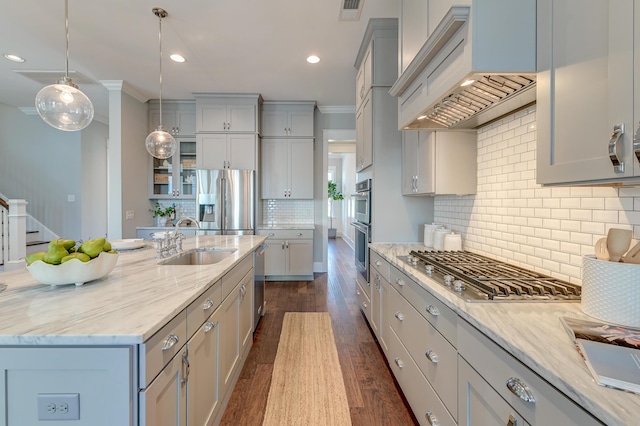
[161, 334, 180, 351]
[425, 349, 439, 364]
[394, 311, 404, 321]
[425, 411, 439, 426]
[426, 304, 440, 316]
[394, 357, 404, 369]
[395, 278, 405, 287]
[297, 232, 302, 236]
[203, 298, 215, 310]
[507, 415, 517, 426]
[204, 320, 216, 333]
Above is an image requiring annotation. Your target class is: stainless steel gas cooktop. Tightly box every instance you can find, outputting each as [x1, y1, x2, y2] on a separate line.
[398, 250, 581, 302]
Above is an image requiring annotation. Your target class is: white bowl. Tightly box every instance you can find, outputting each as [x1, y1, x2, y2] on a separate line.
[111, 238, 145, 250]
[27, 252, 119, 286]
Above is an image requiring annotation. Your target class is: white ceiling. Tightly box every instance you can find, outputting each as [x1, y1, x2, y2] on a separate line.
[0, 0, 399, 124]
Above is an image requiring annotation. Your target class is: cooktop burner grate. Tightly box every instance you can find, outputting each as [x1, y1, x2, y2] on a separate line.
[400, 250, 581, 302]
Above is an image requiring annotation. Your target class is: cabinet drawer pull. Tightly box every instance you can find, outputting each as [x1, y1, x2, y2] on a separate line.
[425, 411, 439, 426]
[181, 350, 190, 384]
[362, 302, 367, 309]
[297, 232, 302, 236]
[356, 289, 361, 296]
[161, 333, 179, 351]
[608, 123, 625, 173]
[425, 349, 439, 364]
[204, 320, 216, 333]
[426, 304, 440, 316]
[375, 260, 381, 266]
[634, 121, 640, 164]
[506, 377, 536, 403]
[269, 232, 275, 236]
[203, 298, 214, 310]
[394, 357, 404, 368]
[395, 278, 405, 287]
[507, 415, 517, 426]
[394, 311, 404, 321]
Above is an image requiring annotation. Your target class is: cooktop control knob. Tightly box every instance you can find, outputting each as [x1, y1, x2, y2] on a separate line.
[453, 280, 465, 292]
[425, 264, 433, 274]
[443, 275, 454, 286]
[411, 257, 418, 266]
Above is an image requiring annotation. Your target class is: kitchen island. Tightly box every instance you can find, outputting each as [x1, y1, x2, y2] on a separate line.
[0, 234, 266, 426]
[369, 243, 639, 426]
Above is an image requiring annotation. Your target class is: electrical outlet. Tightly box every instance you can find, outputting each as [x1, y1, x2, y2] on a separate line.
[126, 210, 135, 220]
[37, 393, 80, 420]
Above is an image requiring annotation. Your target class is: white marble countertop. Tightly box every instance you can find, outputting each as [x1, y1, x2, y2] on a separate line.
[369, 243, 639, 426]
[256, 224, 315, 230]
[0, 235, 266, 346]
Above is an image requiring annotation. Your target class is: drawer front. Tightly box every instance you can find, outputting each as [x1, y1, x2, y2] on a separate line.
[369, 250, 390, 282]
[222, 255, 252, 300]
[458, 320, 603, 426]
[387, 327, 456, 426]
[187, 280, 223, 338]
[355, 279, 371, 321]
[142, 311, 188, 387]
[390, 266, 457, 346]
[256, 229, 313, 239]
[387, 284, 457, 418]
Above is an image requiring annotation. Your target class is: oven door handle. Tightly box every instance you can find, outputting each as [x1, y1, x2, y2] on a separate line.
[351, 221, 368, 232]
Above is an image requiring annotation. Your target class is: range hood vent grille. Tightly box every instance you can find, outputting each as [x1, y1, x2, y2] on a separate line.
[415, 74, 536, 129]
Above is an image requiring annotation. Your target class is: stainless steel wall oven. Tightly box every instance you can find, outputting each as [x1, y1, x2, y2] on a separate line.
[352, 178, 372, 282]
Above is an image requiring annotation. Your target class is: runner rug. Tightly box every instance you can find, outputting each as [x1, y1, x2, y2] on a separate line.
[262, 312, 352, 425]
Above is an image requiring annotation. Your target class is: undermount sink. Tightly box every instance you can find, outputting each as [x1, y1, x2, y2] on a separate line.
[159, 247, 238, 266]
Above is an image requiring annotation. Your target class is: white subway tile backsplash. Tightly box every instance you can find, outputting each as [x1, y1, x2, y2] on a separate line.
[434, 107, 640, 285]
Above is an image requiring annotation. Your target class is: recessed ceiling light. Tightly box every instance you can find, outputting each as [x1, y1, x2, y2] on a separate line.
[170, 54, 186, 63]
[306, 55, 320, 64]
[461, 79, 475, 87]
[4, 53, 25, 63]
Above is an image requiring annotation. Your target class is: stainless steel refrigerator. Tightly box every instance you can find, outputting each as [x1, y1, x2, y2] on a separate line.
[196, 169, 255, 234]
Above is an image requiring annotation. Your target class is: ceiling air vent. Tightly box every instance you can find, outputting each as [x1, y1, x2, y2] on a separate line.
[339, 0, 363, 21]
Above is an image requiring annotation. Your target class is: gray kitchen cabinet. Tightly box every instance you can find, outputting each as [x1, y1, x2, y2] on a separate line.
[369, 250, 390, 354]
[196, 133, 257, 170]
[261, 101, 315, 137]
[537, 0, 637, 185]
[458, 356, 529, 426]
[194, 94, 261, 133]
[149, 138, 197, 199]
[354, 19, 398, 173]
[399, 0, 470, 73]
[402, 130, 476, 195]
[141, 347, 188, 426]
[261, 138, 313, 199]
[257, 229, 313, 280]
[355, 278, 371, 325]
[458, 319, 603, 426]
[355, 91, 372, 172]
[148, 100, 196, 137]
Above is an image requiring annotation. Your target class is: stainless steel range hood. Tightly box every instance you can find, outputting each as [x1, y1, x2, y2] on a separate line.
[390, 2, 537, 130]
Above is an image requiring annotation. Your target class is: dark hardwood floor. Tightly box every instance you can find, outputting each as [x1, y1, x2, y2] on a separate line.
[220, 238, 418, 425]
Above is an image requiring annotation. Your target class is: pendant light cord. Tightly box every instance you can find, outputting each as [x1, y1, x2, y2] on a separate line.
[64, 0, 69, 79]
[158, 13, 164, 129]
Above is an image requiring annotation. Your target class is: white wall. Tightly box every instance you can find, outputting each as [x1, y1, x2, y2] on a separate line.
[0, 102, 108, 240]
[435, 106, 640, 285]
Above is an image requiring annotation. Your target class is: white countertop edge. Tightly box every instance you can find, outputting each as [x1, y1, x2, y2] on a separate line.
[256, 224, 315, 230]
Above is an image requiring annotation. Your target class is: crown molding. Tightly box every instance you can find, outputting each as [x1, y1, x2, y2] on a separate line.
[318, 105, 355, 114]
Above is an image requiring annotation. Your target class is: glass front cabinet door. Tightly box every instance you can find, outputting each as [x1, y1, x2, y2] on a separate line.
[149, 139, 197, 199]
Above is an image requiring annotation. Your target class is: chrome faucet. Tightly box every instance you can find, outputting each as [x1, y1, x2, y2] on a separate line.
[173, 217, 200, 238]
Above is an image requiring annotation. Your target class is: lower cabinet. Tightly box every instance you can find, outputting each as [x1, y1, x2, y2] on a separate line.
[141, 348, 188, 426]
[457, 319, 603, 426]
[257, 229, 314, 280]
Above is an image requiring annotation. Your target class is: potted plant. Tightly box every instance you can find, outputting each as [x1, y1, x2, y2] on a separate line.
[328, 180, 343, 239]
[150, 202, 176, 227]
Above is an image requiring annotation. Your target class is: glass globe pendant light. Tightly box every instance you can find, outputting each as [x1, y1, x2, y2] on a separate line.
[145, 7, 177, 160]
[35, 0, 94, 131]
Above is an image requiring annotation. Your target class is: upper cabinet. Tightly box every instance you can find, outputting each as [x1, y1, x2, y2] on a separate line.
[197, 134, 257, 170]
[402, 130, 476, 196]
[354, 18, 398, 173]
[261, 139, 314, 199]
[261, 101, 315, 137]
[194, 94, 262, 133]
[536, 0, 638, 185]
[149, 138, 197, 199]
[148, 100, 196, 137]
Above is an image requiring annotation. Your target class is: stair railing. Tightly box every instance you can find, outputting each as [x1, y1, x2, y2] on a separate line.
[3, 200, 27, 270]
